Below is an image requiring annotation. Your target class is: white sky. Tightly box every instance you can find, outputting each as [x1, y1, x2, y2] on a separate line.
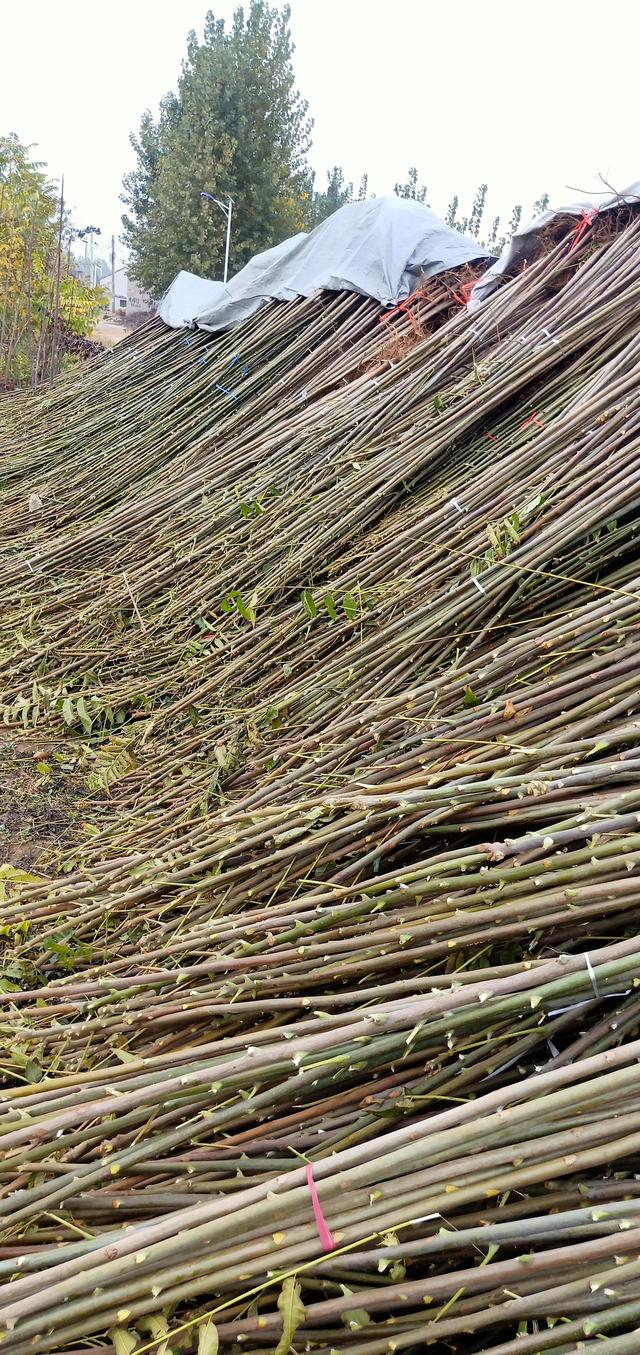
[1, 0, 638, 267]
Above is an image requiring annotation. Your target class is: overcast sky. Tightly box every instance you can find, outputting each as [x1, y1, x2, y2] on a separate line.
[1, 0, 638, 267]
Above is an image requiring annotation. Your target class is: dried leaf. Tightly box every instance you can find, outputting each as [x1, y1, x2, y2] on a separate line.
[108, 1328, 137, 1355]
[86, 737, 137, 793]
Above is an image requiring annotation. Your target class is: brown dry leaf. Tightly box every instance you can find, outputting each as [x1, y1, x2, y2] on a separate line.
[503, 698, 517, 720]
[246, 719, 262, 750]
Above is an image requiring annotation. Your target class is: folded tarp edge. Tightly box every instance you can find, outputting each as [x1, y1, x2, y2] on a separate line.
[468, 182, 640, 312]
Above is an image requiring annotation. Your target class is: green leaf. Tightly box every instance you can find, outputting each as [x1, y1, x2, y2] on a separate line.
[520, 493, 543, 519]
[197, 1320, 219, 1355]
[275, 1275, 305, 1355]
[323, 593, 338, 621]
[463, 685, 480, 707]
[136, 1315, 170, 1355]
[342, 592, 358, 621]
[503, 515, 520, 546]
[230, 591, 256, 624]
[61, 697, 75, 726]
[111, 1048, 142, 1065]
[301, 589, 318, 619]
[0, 865, 43, 903]
[75, 696, 93, 735]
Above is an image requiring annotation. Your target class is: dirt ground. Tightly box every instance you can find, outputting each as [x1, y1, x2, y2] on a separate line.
[92, 318, 132, 348]
[0, 738, 83, 870]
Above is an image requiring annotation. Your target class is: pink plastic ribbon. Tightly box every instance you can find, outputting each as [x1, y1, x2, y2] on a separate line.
[306, 1162, 336, 1251]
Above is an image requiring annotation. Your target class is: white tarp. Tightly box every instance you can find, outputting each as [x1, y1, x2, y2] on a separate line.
[468, 182, 640, 312]
[158, 196, 492, 331]
[158, 271, 227, 328]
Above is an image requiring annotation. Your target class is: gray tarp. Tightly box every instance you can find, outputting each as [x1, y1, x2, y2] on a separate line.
[468, 182, 640, 312]
[157, 195, 492, 331]
[157, 271, 227, 328]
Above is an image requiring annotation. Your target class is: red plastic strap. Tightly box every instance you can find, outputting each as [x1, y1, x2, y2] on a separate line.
[379, 290, 422, 326]
[453, 279, 477, 307]
[568, 207, 599, 255]
[306, 1162, 336, 1251]
[521, 411, 546, 430]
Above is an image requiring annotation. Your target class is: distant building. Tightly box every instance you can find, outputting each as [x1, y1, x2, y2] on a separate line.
[100, 267, 153, 320]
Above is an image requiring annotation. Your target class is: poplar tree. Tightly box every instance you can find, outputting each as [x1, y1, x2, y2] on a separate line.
[122, 3, 313, 296]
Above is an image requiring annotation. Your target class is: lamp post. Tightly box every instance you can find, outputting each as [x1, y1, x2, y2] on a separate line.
[200, 193, 233, 284]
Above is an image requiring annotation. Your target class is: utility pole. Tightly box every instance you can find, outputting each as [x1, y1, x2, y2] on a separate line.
[111, 234, 116, 314]
[77, 225, 101, 286]
[49, 174, 65, 380]
[200, 193, 234, 283]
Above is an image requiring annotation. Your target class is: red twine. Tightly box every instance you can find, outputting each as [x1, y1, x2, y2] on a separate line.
[379, 290, 423, 333]
[521, 411, 546, 431]
[567, 208, 599, 255]
[306, 1162, 336, 1251]
[453, 279, 477, 307]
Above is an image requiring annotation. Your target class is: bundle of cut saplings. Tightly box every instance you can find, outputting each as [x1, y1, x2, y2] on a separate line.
[2, 206, 640, 1352]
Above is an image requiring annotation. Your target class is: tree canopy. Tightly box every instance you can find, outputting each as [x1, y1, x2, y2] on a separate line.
[122, 3, 314, 297]
[308, 167, 369, 227]
[0, 134, 105, 388]
[394, 170, 549, 256]
[121, 2, 549, 296]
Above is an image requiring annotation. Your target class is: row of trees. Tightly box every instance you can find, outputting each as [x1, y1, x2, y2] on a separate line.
[0, 136, 106, 388]
[122, 2, 548, 299]
[313, 167, 550, 256]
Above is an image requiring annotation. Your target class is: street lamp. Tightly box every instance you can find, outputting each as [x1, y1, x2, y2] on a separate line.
[200, 193, 233, 284]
